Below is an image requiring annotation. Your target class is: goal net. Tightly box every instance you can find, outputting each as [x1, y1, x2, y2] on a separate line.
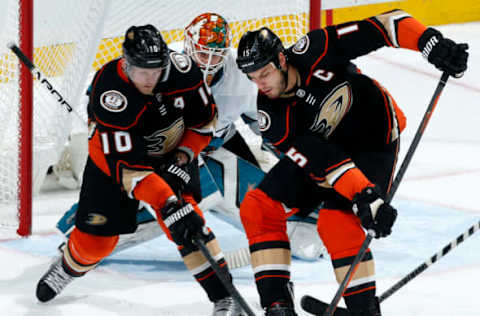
[0, 0, 315, 237]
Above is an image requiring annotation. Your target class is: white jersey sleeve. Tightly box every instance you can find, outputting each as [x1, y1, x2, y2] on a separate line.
[210, 51, 258, 141]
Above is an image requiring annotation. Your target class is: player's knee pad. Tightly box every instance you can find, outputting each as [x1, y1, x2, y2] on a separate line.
[316, 209, 366, 259]
[68, 227, 119, 265]
[239, 188, 289, 244]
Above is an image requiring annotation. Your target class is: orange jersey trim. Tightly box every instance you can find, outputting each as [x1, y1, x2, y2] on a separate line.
[115, 159, 153, 185]
[117, 58, 129, 83]
[178, 129, 212, 157]
[306, 28, 329, 86]
[273, 102, 294, 146]
[89, 130, 111, 177]
[94, 103, 148, 130]
[397, 17, 427, 51]
[133, 173, 175, 211]
[163, 80, 203, 96]
[333, 167, 373, 201]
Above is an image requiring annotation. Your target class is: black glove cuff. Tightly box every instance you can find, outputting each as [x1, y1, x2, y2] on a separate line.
[418, 27, 443, 59]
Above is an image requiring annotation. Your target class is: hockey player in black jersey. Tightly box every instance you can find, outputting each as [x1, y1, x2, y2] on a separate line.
[235, 9, 468, 316]
[36, 24, 242, 316]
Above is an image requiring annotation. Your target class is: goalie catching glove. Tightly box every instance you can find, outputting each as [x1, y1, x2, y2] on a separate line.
[352, 185, 397, 238]
[418, 28, 469, 78]
[161, 196, 207, 249]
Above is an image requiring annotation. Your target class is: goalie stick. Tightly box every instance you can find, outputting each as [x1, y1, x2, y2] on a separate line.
[7, 43, 87, 124]
[302, 72, 450, 316]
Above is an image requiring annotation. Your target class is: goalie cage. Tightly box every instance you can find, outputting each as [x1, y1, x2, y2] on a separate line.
[0, 0, 322, 237]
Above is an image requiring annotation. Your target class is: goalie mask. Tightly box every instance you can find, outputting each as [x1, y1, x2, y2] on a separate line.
[236, 27, 284, 74]
[123, 24, 170, 70]
[184, 13, 232, 79]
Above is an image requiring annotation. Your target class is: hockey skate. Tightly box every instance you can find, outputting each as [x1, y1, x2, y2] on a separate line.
[212, 296, 244, 316]
[265, 301, 297, 316]
[36, 256, 76, 302]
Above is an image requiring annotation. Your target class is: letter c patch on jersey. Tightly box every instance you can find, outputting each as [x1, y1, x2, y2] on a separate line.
[292, 35, 310, 55]
[258, 110, 271, 132]
[170, 52, 192, 73]
[100, 90, 127, 112]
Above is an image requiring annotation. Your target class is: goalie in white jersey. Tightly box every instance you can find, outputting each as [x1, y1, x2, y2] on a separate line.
[184, 12, 261, 167]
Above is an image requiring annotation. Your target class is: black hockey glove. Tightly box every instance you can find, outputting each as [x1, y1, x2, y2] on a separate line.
[352, 185, 397, 239]
[161, 197, 207, 249]
[418, 28, 469, 78]
[160, 152, 191, 195]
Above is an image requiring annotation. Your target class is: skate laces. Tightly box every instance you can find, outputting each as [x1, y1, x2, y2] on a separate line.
[43, 259, 74, 294]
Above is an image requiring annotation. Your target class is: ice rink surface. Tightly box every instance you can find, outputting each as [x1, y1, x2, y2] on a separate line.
[1, 22, 479, 315]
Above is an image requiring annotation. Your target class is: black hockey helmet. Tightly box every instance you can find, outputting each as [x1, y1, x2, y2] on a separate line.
[236, 27, 284, 74]
[122, 24, 169, 69]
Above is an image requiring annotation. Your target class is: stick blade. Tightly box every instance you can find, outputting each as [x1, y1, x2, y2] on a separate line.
[301, 295, 350, 316]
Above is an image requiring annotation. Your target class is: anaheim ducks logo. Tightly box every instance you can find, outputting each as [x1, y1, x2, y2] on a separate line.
[85, 213, 108, 226]
[100, 90, 127, 112]
[292, 35, 309, 55]
[310, 82, 352, 138]
[258, 110, 271, 132]
[144, 117, 185, 156]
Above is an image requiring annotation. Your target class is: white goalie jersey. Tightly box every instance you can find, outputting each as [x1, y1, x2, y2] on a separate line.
[210, 51, 259, 141]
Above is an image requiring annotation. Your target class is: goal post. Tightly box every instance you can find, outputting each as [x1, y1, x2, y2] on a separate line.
[0, 0, 321, 237]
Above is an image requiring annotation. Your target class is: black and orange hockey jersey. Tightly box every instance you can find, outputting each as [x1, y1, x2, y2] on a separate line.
[258, 10, 427, 200]
[87, 51, 216, 196]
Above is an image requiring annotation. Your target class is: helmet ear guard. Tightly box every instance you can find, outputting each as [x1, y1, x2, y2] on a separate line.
[122, 24, 170, 69]
[236, 27, 285, 74]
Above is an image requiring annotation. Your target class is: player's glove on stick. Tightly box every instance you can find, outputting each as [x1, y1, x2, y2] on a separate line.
[418, 28, 469, 78]
[161, 197, 207, 249]
[352, 185, 397, 238]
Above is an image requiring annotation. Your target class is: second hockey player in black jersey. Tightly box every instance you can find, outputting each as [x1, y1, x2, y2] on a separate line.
[235, 9, 468, 316]
[36, 24, 242, 315]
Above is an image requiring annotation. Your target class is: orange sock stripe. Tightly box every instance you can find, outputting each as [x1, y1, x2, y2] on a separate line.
[196, 269, 216, 282]
[255, 274, 291, 282]
[343, 285, 376, 297]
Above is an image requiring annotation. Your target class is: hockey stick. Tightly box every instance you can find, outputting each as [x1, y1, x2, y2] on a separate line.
[7, 42, 87, 124]
[304, 72, 450, 316]
[302, 219, 480, 315]
[379, 219, 480, 302]
[193, 236, 256, 316]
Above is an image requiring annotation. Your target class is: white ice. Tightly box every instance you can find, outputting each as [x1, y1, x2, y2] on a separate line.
[1, 22, 479, 315]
